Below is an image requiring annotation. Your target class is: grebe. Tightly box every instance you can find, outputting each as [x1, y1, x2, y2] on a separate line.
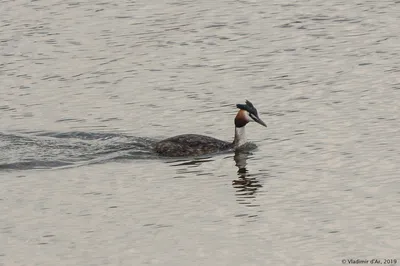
[155, 100, 267, 157]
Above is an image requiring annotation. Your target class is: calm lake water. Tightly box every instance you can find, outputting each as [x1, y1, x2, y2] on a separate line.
[1, 0, 399, 265]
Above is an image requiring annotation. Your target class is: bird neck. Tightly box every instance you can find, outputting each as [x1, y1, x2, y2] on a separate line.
[233, 126, 247, 148]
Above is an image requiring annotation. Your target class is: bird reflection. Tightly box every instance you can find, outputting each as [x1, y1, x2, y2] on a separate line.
[166, 156, 215, 177]
[232, 151, 262, 207]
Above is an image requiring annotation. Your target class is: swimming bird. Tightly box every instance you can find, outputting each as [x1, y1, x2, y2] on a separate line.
[155, 100, 267, 157]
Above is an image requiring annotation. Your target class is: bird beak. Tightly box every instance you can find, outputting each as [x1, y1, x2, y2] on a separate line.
[254, 115, 267, 127]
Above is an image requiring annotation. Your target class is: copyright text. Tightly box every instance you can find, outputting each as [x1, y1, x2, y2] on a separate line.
[342, 259, 397, 264]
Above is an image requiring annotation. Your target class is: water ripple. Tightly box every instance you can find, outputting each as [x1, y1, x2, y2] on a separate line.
[0, 131, 157, 171]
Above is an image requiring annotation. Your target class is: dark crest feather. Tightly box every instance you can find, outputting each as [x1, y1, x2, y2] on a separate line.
[245, 100, 254, 108]
[236, 100, 258, 115]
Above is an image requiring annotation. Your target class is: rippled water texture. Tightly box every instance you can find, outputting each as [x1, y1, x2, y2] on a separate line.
[1, 0, 399, 265]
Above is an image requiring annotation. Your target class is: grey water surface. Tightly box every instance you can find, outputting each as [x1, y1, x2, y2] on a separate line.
[1, 0, 399, 265]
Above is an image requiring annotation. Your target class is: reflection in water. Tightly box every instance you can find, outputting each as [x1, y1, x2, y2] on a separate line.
[165, 149, 266, 207]
[232, 151, 263, 208]
[169, 157, 214, 167]
[167, 156, 215, 177]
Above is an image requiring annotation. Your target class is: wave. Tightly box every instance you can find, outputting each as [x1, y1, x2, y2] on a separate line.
[0, 131, 158, 171]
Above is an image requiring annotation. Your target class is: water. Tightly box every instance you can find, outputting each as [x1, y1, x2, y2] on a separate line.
[1, 0, 399, 265]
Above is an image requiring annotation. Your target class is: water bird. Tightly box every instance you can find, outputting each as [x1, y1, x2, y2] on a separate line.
[155, 100, 267, 157]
